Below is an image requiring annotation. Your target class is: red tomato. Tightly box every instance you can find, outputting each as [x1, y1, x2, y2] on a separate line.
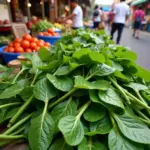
[39, 40, 44, 43]
[30, 42, 37, 50]
[25, 48, 32, 53]
[9, 43, 14, 47]
[14, 43, 21, 49]
[15, 47, 24, 53]
[31, 37, 38, 43]
[47, 28, 54, 34]
[8, 47, 15, 53]
[21, 40, 30, 49]
[23, 34, 32, 42]
[44, 42, 50, 47]
[37, 41, 44, 47]
[35, 46, 40, 52]
[4, 47, 8, 52]
[14, 38, 22, 43]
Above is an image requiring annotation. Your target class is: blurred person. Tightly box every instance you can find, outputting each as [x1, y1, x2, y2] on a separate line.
[93, 5, 102, 29]
[107, 9, 114, 31]
[61, 6, 70, 19]
[64, 0, 83, 29]
[110, 0, 130, 44]
[132, 6, 145, 39]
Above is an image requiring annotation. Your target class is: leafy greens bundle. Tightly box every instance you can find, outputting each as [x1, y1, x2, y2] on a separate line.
[0, 29, 150, 150]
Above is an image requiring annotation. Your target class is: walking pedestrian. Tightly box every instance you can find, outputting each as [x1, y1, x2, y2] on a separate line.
[107, 9, 114, 31]
[93, 5, 102, 29]
[132, 6, 145, 39]
[110, 0, 130, 44]
[64, 0, 83, 29]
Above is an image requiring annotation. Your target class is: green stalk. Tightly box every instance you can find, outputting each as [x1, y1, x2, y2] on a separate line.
[0, 135, 25, 140]
[124, 90, 150, 111]
[30, 72, 38, 86]
[48, 88, 77, 109]
[77, 101, 91, 119]
[138, 117, 150, 126]
[8, 95, 34, 127]
[0, 102, 21, 110]
[135, 110, 149, 121]
[10, 126, 25, 136]
[135, 90, 146, 104]
[109, 76, 131, 104]
[12, 69, 25, 84]
[4, 113, 33, 135]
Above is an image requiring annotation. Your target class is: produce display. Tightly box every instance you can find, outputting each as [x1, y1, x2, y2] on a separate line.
[0, 35, 13, 44]
[0, 29, 150, 150]
[3, 34, 51, 53]
[54, 23, 64, 30]
[31, 20, 53, 32]
[39, 28, 60, 37]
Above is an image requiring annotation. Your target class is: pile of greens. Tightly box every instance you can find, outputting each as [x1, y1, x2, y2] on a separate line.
[31, 20, 53, 32]
[0, 29, 150, 150]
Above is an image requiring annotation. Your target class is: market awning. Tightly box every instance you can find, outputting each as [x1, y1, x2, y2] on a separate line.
[131, 0, 148, 6]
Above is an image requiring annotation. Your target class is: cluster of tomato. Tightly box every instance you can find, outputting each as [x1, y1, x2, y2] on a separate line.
[4, 34, 51, 53]
[39, 28, 60, 37]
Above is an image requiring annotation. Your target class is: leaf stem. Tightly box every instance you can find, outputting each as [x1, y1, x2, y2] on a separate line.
[77, 101, 91, 119]
[10, 126, 25, 136]
[109, 76, 130, 104]
[124, 90, 150, 111]
[8, 95, 34, 127]
[0, 102, 21, 110]
[48, 88, 77, 109]
[4, 113, 33, 135]
[12, 69, 24, 84]
[30, 73, 38, 86]
[0, 135, 25, 140]
[135, 90, 146, 104]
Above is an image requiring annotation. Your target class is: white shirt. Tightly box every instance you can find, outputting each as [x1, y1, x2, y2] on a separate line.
[113, 2, 130, 24]
[93, 9, 102, 22]
[72, 5, 83, 28]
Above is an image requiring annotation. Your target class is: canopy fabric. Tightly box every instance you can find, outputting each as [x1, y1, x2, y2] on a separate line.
[131, 0, 148, 6]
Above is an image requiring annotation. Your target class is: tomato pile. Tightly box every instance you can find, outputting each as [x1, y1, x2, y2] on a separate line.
[4, 34, 51, 53]
[39, 28, 60, 37]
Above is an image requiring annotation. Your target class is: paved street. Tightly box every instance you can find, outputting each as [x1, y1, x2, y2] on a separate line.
[115, 28, 150, 70]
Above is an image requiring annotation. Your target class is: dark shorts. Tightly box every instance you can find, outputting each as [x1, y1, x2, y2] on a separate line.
[134, 21, 141, 29]
[72, 27, 83, 30]
[93, 22, 100, 28]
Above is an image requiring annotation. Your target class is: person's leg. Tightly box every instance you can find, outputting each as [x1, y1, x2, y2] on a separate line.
[116, 23, 124, 44]
[135, 22, 141, 39]
[133, 22, 136, 37]
[110, 23, 117, 40]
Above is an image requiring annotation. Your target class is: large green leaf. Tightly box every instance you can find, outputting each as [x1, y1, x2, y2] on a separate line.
[51, 99, 77, 127]
[38, 47, 50, 62]
[54, 66, 70, 76]
[47, 74, 74, 92]
[108, 128, 144, 150]
[78, 137, 107, 150]
[87, 115, 112, 136]
[33, 78, 57, 101]
[28, 112, 55, 150]
[135, 66, 150, 82]
[90, 64, 115, 77]
[74, 76, 110, 91]
[114, 70, 129, 81]
[0, 84, 23, 99]
[114, 113, 150, 144]
[73, 49, 105, 64]
[30, 54, 43, 74]
[124, 82, 148, 91]
[58, 116, 84, 146]
[49, 138, 73, 150]
[83, 103, 105, 122]
[98, 88, 124, 111]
